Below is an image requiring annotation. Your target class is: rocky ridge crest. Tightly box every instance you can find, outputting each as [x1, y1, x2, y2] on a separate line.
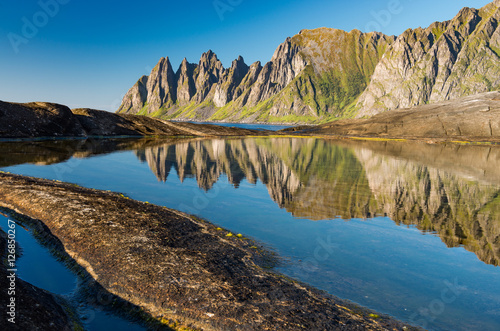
[118, 29, 393, 122]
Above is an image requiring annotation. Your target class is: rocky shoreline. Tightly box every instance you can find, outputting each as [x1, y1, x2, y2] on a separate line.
[2, 91, 500, 143]
[0, 101, 265, 139]
[0, 91, 498, 329]
[289, 92, 500, 143]
[0, 172, 418, 330]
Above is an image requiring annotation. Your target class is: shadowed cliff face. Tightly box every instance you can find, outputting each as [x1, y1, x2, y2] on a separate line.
[134, 138, 500, 266]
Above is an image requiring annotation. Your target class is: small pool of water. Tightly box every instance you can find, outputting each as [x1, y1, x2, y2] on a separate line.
[0, 214, 147, 331]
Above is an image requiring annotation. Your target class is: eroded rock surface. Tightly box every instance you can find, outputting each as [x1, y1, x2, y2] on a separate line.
[0, 101, 86, 138]
[357, 0, 500, 117]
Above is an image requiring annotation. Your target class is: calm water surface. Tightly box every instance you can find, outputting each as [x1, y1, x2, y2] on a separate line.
[1, 137, 500, 331]
[0, 213, 147, 330]
[176, 121, 294, 131]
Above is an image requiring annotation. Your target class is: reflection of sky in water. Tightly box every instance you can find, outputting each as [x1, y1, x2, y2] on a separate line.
[2, 138, 500, 331]
[0, 214, 76, 295]
[0, 214, 146, 330]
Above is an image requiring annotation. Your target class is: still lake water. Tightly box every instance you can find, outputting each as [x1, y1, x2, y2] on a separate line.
[174, 121, 294, 131]
[1, 137, 500, 331]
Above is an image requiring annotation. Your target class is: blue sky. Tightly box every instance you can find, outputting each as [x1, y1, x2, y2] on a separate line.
[0, 0, 492, 111]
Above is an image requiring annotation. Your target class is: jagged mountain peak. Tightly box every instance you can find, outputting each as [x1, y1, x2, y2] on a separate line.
[145, 56, 176, 112]
[250, 60, 261, 68]
[118, 1, 500, 123]
[232, 55, 246, 67]
[197, 50, 221, 67]
[158, 56, 171, 63]
[199, 50, 221, 67]
[150, 57, 174, 75]
[177, 57, 196, 74]
[117, 27, 392, 119]
[229, 56, 248, 73]
[201, 49, 216, 58]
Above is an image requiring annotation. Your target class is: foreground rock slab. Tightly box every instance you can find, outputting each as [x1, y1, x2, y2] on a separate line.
[0, 172, 415, 330]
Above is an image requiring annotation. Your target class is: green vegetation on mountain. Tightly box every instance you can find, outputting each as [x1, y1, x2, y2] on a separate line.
[117, 1, 500, 124]
[357, 0, 500, 116]
[117, 28, 393, 123]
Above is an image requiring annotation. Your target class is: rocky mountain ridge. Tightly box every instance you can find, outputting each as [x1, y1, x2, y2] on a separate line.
[118, 29, 393, 123]
[118, 0, 500, 123]
[356, 0, 500, 117]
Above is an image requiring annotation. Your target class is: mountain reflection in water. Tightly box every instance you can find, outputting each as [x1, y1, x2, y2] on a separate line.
[2, 137, 500, 330]
[1, 137, 499, 268]
[133, 138, 500, 267]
